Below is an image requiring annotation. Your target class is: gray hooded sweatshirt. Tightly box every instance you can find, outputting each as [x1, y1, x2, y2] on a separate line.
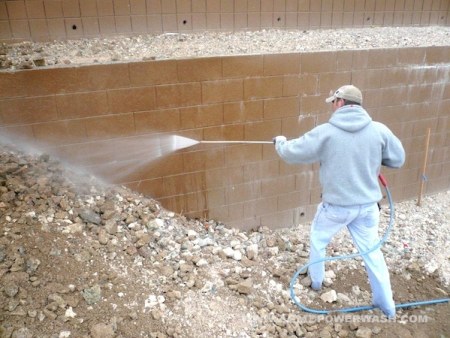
[275, 105, 405, 206]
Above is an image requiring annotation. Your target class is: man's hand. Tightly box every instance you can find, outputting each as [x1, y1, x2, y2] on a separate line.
[273, 136, 287, 145]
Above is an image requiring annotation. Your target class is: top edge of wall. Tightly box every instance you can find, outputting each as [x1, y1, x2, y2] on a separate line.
[1, 45, 450, 75]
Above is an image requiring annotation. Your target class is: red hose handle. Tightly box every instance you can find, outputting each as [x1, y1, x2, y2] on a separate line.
[378, 174, 388, 187]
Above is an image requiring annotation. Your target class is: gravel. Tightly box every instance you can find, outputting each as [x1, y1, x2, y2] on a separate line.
[0, 138, 449, 338]
[1, 26, 450, 70]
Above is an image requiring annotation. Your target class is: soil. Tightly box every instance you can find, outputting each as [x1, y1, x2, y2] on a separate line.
[0, 143, 449, 338]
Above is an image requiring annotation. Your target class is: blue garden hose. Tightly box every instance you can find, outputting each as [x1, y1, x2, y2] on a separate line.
[289, 174, 450, 314]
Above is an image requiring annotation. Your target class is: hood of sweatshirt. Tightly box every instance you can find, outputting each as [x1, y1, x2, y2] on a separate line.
[328, 105, 372, 132]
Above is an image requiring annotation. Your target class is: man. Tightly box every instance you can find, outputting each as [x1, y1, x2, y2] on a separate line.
[273, 85, 405, 318]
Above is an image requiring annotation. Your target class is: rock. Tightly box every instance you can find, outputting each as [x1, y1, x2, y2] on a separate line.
[195, 258, 208, 267]
[337, 292, 351, 303]
[90, 323, 115, 338]
[32, 58, 46, 67]
[144, 295, 165, 308]
[97, 229, 109, 245]
[246, 244, 258, 260]
[65, 307, 77, 318]
[27, 310, 37, 318]
[81, 285, 101, 305]
[319, 327, 332, 338]
[66, 223, 84, 233]
[237, 279, 253, 294]
[233, 250, 242, 261]
[160, 265, 174, 276]
[352, 285, 361, 296]
[126, 245, 138, 255]
[372, 326, 382, 334]
[10, 256, 25, 272]
[48, 293, 67, 308]
[148, 218, 164, 229]
[0, 247, 6, 262]
[11, 327, 33, 338]
[79, 208, 101, 225]
[300, 275, 312, 287]
[165, 290, 181, 300]
[151, 309, 162, 320]
[135, 233, 151, 247]
[179, 263, 193, 273]
[325, 270, 336, 279]
[42, 307, 57, 319]
[320, 290, 337, 303]
[299, 250, 309, 258]
[267, 247, 279, 256]
[4, 282, 19, 297]
[104, 219, 118, 234]
[222, 247, 235, 258]
[1, 190, 16, 202]
[349, 322, 359, 330]
[355, 327, 372, 338]
[425, 261, 439, 274]
[197, 237, 214, 247]
[339, 330, 350, 337]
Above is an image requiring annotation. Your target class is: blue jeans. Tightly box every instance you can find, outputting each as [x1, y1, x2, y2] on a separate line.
[308, 202, 395, 318]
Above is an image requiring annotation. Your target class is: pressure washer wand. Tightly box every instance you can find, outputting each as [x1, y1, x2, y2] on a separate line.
[200, 140, 273, 144]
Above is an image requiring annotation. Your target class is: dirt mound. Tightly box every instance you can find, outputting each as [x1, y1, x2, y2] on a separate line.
[0, 144, 449, 338]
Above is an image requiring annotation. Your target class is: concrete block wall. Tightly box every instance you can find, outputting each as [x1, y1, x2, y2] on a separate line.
[1, 0, 449, 43]
[1, 46, 449, 230]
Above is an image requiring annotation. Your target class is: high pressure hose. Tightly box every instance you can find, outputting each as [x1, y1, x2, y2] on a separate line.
[289, 174, 450, 315]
